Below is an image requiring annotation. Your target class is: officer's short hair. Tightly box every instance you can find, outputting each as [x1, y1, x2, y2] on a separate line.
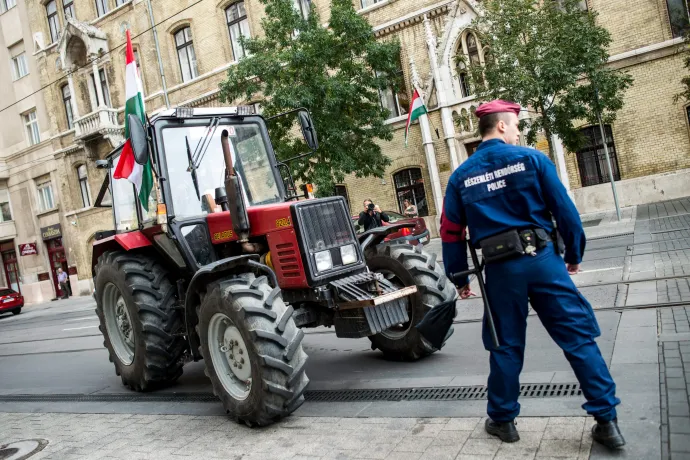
[478, 112, 512, 137]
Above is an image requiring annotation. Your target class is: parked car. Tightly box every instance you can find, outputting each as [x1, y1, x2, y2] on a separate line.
[0, 288, 23, 316]
[352, 210, 430, 245]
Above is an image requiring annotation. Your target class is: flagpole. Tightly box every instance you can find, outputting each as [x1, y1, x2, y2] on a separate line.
[414, 85, 440, 140]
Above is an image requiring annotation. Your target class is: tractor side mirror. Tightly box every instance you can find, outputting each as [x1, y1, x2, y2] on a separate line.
[298, 110, 318, 151]
[128, 114, 149, 165]
[95, 159, 111, 169]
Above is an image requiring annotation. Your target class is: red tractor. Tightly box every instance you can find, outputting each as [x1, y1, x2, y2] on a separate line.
[91, 106, 456, 426]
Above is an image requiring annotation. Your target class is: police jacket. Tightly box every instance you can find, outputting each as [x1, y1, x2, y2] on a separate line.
[441, 139, 586, 285]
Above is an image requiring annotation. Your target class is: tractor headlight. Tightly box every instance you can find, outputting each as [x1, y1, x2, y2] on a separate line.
[314, 250, 333, 272]
[340, 244, 357, 265]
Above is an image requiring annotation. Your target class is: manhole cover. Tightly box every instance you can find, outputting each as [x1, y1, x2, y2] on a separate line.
[0, 440, 48, 460]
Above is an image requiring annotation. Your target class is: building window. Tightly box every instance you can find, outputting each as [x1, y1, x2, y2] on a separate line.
[378, 67, 409, 119]
[90, 68, 111, 108]
[334, 185, 350, 211]
[46, 1, 59, 44]
[0, 189, 12, 222]
[466, 33, 480, 65]
[393, 168, 428, 217]
[37, 180, 55, 211]
[226, 2, 250, 61]
[10, 53, 29, 81]
[95, 0, 108, 17]
[465, 140, 481, 157]
[666, 0, 690, 37]
[61, 85, 74, 129]
[360, 0, 381, 8]
[293, 0, 310, 19]
[77, 165, 91, 208]
[576, 125, 621, 187]
[63, 0, 74, 18]
[115, 0, 129, 6]
[23, 110, 40, 146]
[456, 61, 471, 98]
[175, 27, 198, 82]
[0, 0, 17, 13]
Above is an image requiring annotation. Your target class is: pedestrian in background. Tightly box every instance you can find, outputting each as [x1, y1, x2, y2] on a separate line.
[358, 199, 390, 232]
[402, 199, 418, 218]
[57, 268, 70, 299]
[440, 99, 624, 449]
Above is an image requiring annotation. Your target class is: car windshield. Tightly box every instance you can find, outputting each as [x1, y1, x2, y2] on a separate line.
[161, 121, 281, 219]
[385, 211, 405, 222]
[0, 288, 15, 296]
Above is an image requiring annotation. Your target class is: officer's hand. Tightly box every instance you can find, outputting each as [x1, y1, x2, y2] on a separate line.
[566, 263, 580, 275]
[457, 284, 476, 299]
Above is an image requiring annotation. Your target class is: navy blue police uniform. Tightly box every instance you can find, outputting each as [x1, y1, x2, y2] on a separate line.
[440, 111, 620, 427]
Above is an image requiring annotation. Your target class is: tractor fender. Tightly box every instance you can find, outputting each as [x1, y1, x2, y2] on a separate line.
[91, 231, 153, 277]
[184, 254, 278, 361]
[358, 222, 416, 256]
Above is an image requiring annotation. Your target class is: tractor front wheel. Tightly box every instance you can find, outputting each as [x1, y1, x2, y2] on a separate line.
[367, 244, 457, 361]
[197, 273, 309, 426]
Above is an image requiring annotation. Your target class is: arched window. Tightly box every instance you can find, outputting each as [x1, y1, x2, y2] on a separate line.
[393, 168, 428, 217]
[77, 164, 91, 207]
[576, 125, 621, 187]
[456, 60, 471, 98]
[61, 85, 74, 129]
[174, 27, 198, 82]
[467, 33, 480, 65]
[226, 2, 250, 61]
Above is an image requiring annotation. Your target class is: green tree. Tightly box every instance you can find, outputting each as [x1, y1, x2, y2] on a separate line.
[463, 0, 633, 156]
[219, 0, 402, 195]
[674, 32, 690, 103]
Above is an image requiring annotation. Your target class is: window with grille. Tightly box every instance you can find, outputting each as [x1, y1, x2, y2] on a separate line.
[175, 27, 198, 82]
[95, 0, 108, 16]
[667, 0, 690, 37]
[46, 1, 59, 43]
[393, 168, 428, 217]
[37, 181, 55, 211]
[63, 0, 74, 18]
[226, 2, 250, 61]
[77, 165, 91, 208]
[23, 110, 40, 146]
[62, 85, 74, 129]
[576, 125, 621, 187]
[10, 53, 28, 81]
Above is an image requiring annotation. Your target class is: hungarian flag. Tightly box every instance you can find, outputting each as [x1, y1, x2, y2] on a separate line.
[113, 29, 153, 210]
[404, 88, 428, 146]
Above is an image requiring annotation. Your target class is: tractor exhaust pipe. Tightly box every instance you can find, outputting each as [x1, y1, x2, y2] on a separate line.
[221, 129, 250, 239]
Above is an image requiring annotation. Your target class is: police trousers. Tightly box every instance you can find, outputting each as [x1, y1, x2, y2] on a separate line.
[482, 242, 620, 422]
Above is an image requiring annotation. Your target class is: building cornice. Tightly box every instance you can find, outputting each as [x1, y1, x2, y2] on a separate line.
[373, 0, 455, 37]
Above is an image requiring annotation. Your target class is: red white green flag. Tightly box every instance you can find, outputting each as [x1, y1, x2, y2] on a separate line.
[113, 29, 153, 210]
[404, 88, 427, 146]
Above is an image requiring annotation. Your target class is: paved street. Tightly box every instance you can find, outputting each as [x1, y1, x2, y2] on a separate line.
[1, 198, 690, 459]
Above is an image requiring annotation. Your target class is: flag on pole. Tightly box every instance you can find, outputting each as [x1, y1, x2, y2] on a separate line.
[113, 29, 153, 211]
[404, 88, 428, 146]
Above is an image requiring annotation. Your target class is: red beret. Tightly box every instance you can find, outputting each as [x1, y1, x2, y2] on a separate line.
[475, 100, 521, 118]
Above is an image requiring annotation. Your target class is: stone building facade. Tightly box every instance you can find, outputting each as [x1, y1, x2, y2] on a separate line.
[4, 0, 689, 300]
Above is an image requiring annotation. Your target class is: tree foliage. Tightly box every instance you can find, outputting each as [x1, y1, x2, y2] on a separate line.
[463, 0, 633, 155]
[219, 0, 402, 195]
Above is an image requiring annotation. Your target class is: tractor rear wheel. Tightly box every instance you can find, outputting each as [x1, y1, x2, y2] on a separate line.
[368, 243, 457, 361]
[94, 251, 186, 391]
[197, 273, 309, 426]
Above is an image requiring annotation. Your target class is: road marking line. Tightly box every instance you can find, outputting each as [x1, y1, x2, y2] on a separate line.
[63, 325, 99, 331]
[578, 267, 620, 274]
[65, 316, 97, 322]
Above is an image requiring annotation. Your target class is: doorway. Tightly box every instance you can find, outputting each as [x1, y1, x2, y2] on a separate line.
[1, 246, 20, 293]
[47, 237, 69, 297]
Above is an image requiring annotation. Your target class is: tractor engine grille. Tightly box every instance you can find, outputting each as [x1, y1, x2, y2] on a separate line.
[292, 197, 365, 283]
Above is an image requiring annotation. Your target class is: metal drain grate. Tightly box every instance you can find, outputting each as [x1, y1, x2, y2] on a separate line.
[0, 383, 581, 405]
[305, 383, 581, 403]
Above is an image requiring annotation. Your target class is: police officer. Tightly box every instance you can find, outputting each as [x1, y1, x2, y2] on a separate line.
[440, 100, 625, 449]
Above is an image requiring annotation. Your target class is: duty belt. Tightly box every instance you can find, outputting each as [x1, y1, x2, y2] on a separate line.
[479, 228, 551, 264]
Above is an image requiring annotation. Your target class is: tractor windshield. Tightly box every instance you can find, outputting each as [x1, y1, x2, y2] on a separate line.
[161, 121, 281, 219]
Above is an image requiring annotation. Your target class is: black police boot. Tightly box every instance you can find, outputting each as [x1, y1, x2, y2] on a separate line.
[591, 418, 626, 449]
[485, 418, 520, 443]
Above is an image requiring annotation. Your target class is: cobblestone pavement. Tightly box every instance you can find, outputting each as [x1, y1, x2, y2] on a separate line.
[658, 340, 690, 460]
[0, 413, 595, 460]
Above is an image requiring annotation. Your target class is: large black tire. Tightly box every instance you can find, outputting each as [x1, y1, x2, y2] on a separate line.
[196, 273, 309, 427]
[12, 308, 21, 315]
[368, 243, 457, 361]
[94, 251, 186, 391]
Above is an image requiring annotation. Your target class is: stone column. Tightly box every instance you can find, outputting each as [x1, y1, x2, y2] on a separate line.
[419, 114, 444, 229]
[67, 74, 80, 135]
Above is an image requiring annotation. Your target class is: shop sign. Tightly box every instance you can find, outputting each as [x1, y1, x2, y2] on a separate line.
[18, 243, 38, 256]
[41, 224, 62, 240]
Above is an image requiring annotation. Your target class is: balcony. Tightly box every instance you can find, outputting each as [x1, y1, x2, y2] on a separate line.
[74, 107, 123, 147]
[0, 221, 17, 241]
